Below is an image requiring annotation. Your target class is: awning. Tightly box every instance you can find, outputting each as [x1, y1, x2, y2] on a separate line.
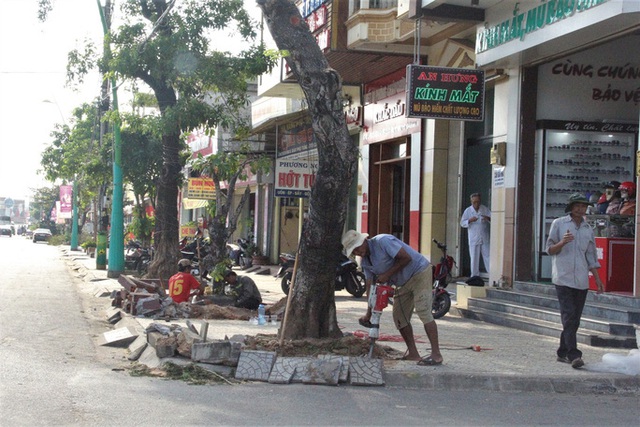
[182, 198, 209, 210]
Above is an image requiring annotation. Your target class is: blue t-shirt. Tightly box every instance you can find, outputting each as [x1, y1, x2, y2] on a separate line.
[360, 234, 429, 287]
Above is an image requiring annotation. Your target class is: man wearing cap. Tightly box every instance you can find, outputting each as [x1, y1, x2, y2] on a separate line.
[222, 270, 262, 310]
[168, 259, 206, 304]
[341, 230, 443, 366]
[546, 193, 604, 369]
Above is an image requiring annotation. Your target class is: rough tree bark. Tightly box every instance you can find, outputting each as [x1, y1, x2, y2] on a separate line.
[257, 0, 359, 339]
[145, 89, 181, 282]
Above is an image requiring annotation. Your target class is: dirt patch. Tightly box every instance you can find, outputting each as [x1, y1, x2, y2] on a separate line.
[243, 333, 404, 360]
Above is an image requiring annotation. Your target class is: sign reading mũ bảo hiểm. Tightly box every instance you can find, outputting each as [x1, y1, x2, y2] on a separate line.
[406, 65, 485, 121]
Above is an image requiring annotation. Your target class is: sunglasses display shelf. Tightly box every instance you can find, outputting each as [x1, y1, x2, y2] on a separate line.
[543, 132, 635, 223]
[535, 120, 637, 281]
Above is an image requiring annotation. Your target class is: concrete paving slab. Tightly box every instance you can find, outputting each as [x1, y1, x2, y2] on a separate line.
[191, 340, 241, 365]
[94, 288, 111, 298]
[268, 357, 297, 384]
[98, 326, 138, 347]
[127, 336, 148, 361]
[318, 354, 350, 383]
[349, 357, 384, 386]
[106, 308, 122, 324]
[235, 350, 276, 381]
[301, 359, 342, 386]
[137, 346, 162, 369]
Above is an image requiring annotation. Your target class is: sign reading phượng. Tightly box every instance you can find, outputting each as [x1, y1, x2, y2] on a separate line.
[406, 65, 485, 121]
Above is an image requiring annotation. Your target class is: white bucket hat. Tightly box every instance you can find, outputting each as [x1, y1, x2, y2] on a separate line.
[341, 230, 368, 257]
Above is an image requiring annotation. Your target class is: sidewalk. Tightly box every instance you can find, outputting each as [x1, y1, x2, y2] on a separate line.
[64, 249, 640, 394]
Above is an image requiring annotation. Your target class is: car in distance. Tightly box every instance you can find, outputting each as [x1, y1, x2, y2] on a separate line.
[33, 228, 52, 243]
[0, 224, 12, 237]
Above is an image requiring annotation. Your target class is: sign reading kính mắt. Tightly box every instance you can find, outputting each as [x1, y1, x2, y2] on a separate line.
[406, 65, 485, 121]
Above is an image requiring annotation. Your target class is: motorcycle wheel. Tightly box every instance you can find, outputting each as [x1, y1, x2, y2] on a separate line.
[281, 271, 292, 295]
[432, 291, 451, 319]
[345, 272, 366, 298]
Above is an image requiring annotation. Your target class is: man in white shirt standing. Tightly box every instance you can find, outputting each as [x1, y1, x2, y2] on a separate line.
[460, 193, 491, 278]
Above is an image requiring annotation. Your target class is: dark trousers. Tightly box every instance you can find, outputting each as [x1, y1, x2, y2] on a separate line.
[555, 285, 588, 361]
[236, 297, 261, 310]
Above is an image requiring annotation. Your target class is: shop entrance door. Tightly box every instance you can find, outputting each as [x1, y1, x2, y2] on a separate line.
[369, 140, 411, 242]
[460, 136, 493, 277]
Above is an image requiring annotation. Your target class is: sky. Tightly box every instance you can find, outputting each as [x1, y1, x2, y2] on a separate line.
[0, 0, 267, 205]
[0, 0, 103, 202]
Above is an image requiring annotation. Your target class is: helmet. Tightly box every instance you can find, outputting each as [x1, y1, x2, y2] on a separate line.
[618, 181, 636, 197]
[597, 194, 607, 204]
[603, 181, 621, 189]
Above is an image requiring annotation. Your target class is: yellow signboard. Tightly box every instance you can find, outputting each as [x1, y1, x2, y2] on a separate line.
[187, 178, 216, 200]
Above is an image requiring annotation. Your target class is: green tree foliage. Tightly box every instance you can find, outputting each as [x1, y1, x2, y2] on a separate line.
[40, 102, 111, 232]
[29, 186, 59, 231]
[120, 112, 164, 246]
[191, 148, 271, 267]
[65, 0, 277, 280]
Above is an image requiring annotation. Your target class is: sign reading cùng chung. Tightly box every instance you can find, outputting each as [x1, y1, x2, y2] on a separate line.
[406, 65, 485, 121]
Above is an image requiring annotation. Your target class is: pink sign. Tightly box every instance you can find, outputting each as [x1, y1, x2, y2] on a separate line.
[59, 185, 72, 218]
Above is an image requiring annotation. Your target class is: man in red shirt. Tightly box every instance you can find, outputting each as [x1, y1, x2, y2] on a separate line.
[168, 259, 205, 303]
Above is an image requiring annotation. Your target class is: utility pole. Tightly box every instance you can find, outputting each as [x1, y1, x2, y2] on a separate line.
[97, 0, 124, 277]
[70, 177, 79, 250]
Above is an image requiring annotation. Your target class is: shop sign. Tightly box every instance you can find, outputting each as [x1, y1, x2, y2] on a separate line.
[306, 5, 327, 32]
[275, 158, 318, 198]
[406, 65, 485, 121]
[345, 106, 363, 127]
[180, 225, 198, 238]
[276, 118, 317, 198]
[187, 177, 216, 200]
[537, 120, 639, 133]
[363, 92, 420, 144]
[476, 0, 610, 54]
[299, 0, 327, 18]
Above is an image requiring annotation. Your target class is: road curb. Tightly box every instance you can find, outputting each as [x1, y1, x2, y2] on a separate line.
[384, 371, 640, 394]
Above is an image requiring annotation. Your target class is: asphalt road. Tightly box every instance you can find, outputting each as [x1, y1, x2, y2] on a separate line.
[0, 236, 638, 426]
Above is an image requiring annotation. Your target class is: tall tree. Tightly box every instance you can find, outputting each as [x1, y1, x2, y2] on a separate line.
[115, 0, 273, 280]
[56, 0, 274, 280]
[256, 0, 358, 339]
[191, 147, 271, 274]
[40, 102, 112, 234]
[120, 112, 164, 247]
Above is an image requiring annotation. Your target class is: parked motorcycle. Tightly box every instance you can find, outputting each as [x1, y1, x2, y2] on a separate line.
[125, 240, 154, 274]
[280, 253, 366, 298]
[232, 238, 252, 268]
[275, 252, 296, 278]
[431, 239, 456, 319]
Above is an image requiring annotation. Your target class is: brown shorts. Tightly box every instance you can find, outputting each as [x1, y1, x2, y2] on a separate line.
[392, 265, 434, 329]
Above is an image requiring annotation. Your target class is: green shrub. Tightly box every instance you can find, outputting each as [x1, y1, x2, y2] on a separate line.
[81, 240, 97, 249]
[48, 235, 68, 246]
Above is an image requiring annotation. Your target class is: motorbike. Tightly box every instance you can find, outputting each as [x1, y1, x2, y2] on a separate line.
[431, 239, 456, 319]
[125, 240, 154, 274]
[180, 238, 212, 279]
[280, 253, 366, 298]
[232, 238, 252, 268]
[275, 252, 296, 278]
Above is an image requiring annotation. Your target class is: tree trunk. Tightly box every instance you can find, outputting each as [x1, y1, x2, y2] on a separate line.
[146, 129, 182, 282]
[257, 0, 359, 339]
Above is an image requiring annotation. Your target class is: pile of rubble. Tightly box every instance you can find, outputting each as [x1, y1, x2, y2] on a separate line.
[110, 275, 282, 320]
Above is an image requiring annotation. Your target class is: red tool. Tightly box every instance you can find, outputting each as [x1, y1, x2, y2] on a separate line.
[366, 283, 394, 358]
